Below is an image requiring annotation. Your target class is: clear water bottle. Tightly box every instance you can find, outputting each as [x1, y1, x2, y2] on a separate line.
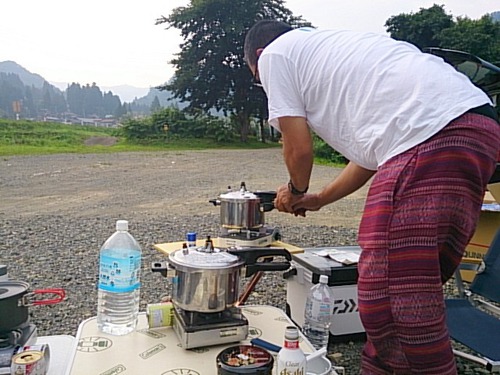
[303, 274, 334, 350]
[97, 220, 142, 335]
[276, 326, 306, 375]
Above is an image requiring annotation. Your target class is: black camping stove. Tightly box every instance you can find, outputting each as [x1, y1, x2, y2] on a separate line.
[0, 323, 37, 374]
[218, 226, 280, 248]
[173, 305, 248, 349]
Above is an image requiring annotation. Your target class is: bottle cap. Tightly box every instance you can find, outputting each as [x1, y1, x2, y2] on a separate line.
[319, 274, 329, 284]
[284, 326, 299, 340]
[186, 232, 197, 242]
[116, 220, 129, 231]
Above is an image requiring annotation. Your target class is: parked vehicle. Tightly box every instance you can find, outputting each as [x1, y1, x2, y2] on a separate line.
[424, 47, 500, 115]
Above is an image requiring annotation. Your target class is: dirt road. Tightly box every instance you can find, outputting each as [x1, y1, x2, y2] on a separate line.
[0, 149, 368, 228]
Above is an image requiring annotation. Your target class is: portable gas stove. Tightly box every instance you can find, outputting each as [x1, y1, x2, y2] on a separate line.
[0, 323, 37, 374]
[173, 306, 248, 349]
[217, 225, 280, 248]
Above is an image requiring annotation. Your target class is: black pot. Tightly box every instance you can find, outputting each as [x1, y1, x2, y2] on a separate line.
[0, 280, 65, 332]
[0, 281, 30, 331]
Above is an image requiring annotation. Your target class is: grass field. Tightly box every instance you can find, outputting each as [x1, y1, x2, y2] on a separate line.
[0, 119, 279, 156]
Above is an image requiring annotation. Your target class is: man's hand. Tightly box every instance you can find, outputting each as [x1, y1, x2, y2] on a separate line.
[274, 184, 304, 214]
[292, 193, 323, 213]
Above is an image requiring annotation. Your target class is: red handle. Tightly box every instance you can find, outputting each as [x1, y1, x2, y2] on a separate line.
[32, 288, 66, 305]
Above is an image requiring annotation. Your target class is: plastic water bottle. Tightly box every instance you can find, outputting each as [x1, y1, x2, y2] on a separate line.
[97, 220, 142, 335]
[303, 274, 334, 350]
[276, 326, 306, 375]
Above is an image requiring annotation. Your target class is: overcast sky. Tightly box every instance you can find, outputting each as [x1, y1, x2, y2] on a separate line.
[0, 0, 498, 89]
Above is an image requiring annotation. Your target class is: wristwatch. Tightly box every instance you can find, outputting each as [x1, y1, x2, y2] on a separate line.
[288, 180, 308, 195]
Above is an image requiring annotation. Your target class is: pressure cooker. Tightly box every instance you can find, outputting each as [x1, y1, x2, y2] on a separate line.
[152, 243, 291, 313]
[209, 182, 276, 229]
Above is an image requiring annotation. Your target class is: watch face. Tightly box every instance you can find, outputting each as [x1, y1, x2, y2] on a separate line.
[162, 370, 200, 375]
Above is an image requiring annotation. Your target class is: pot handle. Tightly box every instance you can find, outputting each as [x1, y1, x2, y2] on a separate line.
[22, 288, 66, 306]
[254, 191, 276, 212]
[245, 261, 290, 277]
[151, 261, 176, 278]
[228, 247, 292, 277]
[208, 199, 221, 206]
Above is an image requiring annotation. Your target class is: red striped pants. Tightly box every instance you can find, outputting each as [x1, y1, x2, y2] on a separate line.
[357, 113, 500, 374]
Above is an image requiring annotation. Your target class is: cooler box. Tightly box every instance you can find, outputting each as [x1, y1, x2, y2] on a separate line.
[284, 246, 366, 343]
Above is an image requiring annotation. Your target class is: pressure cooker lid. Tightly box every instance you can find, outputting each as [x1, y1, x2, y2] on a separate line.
[0, 280, 29, 299]
[170, 248, 244, 268]
[220, 190, 259, 201]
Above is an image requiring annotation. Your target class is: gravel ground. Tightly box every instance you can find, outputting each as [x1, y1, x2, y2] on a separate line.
[0, 150, 487, 374]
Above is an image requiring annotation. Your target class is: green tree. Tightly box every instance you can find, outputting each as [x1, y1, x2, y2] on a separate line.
[156, 0, 309, 142]
[103, 91, 121, 117]
[115, 102, 128, 118]
[0, 73, 24, 118]
[385, 5, 500, 64]
[83, 83, 103, 117]
[24, 87, 36, 118]
[385, 4, 454, 49]
[150, 95, 162, 113]
[67, 83, 84, 115]
[42, 89, 52, 114]
[438, 15, 500, 62]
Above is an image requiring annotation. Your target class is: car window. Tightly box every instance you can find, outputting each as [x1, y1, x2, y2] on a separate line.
[424, 47, 500, 113]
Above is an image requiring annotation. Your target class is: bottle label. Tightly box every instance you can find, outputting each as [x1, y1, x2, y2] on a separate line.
[284, 340, 300, 349]
[98, 250, 141, 292]
[277, 367, 305, 375]
[311, 300, 333, 319]
[277, 358, 306, 375]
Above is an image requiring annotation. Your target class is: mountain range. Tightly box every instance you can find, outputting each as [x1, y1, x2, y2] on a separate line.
[0, 60, 172, 105]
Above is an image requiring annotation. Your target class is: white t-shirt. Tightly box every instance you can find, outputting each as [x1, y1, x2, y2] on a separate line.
[259, 28, 491, 170]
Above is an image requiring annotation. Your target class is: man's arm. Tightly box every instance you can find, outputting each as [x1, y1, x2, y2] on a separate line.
[293, 161, 376, 212]
[281, 116, 313, 191]
[318, 161, 375, 204]
[273, 116, 313, 213]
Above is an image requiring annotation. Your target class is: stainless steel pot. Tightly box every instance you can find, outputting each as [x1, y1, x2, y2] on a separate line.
[152, 245, 291, 313]
[209, 183, 276, 230]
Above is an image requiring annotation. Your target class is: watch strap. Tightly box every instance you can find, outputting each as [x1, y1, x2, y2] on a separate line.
[288, 180, 308, 195]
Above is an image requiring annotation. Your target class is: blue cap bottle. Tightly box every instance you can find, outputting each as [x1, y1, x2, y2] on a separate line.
[186, 232, 197, 248]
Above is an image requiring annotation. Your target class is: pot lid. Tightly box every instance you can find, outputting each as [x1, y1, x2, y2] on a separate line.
[219, 189, 259, 201]
[0, 281, 29, 299]
[169, 247, 244, 269]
